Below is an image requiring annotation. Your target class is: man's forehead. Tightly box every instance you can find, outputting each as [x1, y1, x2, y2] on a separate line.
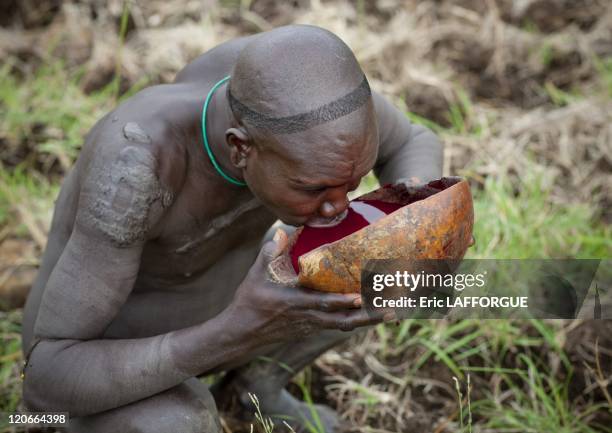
[255, 100, 378, 180]
[267, 99, 377, 151]
[283, 133, 378, 184]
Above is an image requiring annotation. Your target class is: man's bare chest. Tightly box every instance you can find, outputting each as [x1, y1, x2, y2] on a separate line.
[137, 194, 276, 285]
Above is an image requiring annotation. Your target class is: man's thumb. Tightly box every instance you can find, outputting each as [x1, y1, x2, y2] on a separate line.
[260, 228, 288, 263]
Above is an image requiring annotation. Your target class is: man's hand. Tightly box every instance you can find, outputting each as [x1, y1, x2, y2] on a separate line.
[395, 176, 423, 187]
[226, 229, 391, 345]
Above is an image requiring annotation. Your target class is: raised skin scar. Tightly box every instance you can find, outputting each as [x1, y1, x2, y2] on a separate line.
[175, 198, 262, 254]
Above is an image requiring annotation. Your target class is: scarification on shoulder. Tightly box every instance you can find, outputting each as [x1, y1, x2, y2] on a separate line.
[85, 145, 174, 247]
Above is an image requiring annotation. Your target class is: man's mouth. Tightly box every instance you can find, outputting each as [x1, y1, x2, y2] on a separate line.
[304, 209, 349, 228]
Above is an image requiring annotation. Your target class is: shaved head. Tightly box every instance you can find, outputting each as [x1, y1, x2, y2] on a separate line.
[228, 25, 371, 135]
[221, 25, 379, 228]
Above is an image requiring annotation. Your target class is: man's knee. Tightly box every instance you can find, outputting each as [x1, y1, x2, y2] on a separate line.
[68, 379, 221, 433]
[150, 380, 220, 433]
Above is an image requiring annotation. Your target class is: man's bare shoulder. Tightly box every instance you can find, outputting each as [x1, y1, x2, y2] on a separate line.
[72, 82, 207, 245]
[84, 88, 189, 187]
[71, 34, 263, 243]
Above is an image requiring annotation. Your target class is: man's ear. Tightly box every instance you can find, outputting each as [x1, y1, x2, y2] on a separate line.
[226, 127, 251, 168]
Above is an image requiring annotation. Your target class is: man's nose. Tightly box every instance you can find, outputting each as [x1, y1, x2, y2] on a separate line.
[319, 188, 349, 218]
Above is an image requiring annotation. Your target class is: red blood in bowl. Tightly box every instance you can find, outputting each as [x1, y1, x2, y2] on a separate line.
[290, 199, 402, 273]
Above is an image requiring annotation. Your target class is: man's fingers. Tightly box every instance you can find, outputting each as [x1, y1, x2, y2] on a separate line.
[294, 289, 362, 312]
[272, 228, 289, 254]
[396, 176, 423, 187]
[310, 309, 393, 332]
[344, 309, 395, 329]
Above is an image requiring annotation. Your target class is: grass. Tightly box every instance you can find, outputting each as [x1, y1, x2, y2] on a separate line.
[0, 167, 59, 242]
[544, 81, 579, 107]
[446, 87, 482, 137]
[302, 300, 606, 431]
[294, 371, 326, 433]
[332, 316, 609, 433]
[248, 393, 280, 433]
[0, 57, 147, 234]
[0, 61, 115, 174]
[593, 55, 612, 97]
[453, 375, 472, 433]
[539, 41, 555, 68]
[0, 311, 23, 421]
[474, 356, 610, 433]
[468, 168, 611, 259]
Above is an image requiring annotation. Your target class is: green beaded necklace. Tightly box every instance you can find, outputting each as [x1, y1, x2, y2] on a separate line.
[201, 75, 246, 187]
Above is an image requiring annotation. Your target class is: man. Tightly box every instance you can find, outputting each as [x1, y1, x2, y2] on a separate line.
[21, 25, 442, 432]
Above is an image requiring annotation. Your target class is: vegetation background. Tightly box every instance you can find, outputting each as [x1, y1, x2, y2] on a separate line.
[0, 0, 610, 432]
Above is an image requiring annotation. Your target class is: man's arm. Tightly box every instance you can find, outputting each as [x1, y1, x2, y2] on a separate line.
[372, 91, 443, 184]
[22, 143, 256, 416]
